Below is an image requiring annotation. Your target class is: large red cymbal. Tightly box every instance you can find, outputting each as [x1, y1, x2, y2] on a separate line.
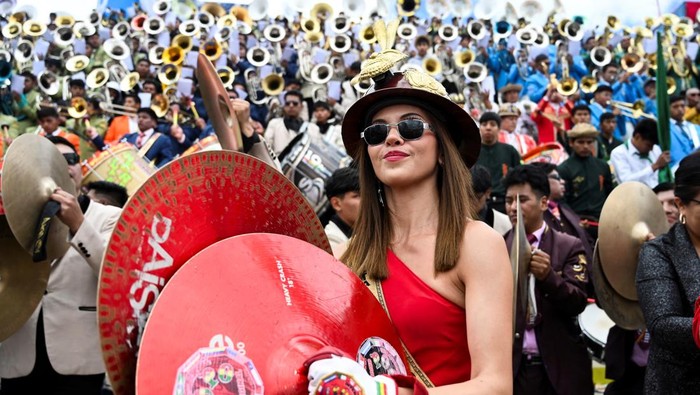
[136, 233, 406, 395]
[98, 151, 331, 395]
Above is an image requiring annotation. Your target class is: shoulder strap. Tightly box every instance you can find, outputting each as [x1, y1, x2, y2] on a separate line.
[138, 132, 162, 157]
[363, 274, 436, 388]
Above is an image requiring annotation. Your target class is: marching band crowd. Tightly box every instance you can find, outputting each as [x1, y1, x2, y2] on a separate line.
[1, 1, 700, 394]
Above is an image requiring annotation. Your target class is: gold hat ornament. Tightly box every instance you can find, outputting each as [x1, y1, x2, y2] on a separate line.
[341, 18, 479, 166]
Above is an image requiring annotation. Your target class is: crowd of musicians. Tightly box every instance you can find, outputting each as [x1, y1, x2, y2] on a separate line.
[1, 1, 700, 394]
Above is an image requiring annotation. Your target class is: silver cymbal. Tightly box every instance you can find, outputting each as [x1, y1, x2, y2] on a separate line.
[1, 134, 74, 262]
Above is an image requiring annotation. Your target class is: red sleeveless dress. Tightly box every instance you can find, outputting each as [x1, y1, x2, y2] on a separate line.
[382, 249, 472, 386]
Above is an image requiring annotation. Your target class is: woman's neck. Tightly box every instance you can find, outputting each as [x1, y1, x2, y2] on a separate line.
[385, 179, 440, 244]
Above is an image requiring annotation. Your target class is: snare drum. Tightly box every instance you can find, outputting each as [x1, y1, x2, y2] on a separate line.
[182, 135, 222, 156]
[578, 303, 615, 363]
[81, 143, 156, 196]
[279, 133, 351, 214]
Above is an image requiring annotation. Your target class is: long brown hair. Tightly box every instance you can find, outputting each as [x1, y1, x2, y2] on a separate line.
[341, 117, 478, 280]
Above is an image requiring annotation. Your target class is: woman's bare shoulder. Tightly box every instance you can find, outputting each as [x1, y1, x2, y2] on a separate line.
[459, 219, 510, 272]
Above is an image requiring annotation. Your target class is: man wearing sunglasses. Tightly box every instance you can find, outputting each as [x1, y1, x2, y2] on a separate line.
[264, 90, 321, 155]
[0, 136, 121, 395]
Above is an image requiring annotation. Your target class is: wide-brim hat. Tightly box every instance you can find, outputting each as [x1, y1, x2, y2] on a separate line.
[499, 83, 522, 95]
[567, 122, 599, 140]
[341, 70, 481, 167]
[498, 103, 521, 118]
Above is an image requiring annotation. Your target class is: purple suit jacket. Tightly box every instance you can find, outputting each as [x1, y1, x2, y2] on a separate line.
[505, 226, 593, 395]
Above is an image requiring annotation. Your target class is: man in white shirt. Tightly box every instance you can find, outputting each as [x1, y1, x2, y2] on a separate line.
[610, 119, 671, 188]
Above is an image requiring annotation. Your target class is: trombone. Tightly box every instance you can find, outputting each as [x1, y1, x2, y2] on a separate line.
[608, 100, 656, 120]
[99, 102, 137, 117]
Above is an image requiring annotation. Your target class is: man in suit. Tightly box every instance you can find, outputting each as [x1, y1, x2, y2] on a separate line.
[0, 136, 121, 395]
[121, 108, 175, 168]
[503, 165, 592, 395]
[531, 162, 593, 264]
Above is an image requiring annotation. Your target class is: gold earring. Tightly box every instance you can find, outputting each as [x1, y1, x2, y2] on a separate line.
[680, 213, 687, 224]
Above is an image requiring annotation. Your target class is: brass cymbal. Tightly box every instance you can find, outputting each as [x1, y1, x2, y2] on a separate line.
[0, 215, 50, 341]
[589, 241, 645, 330]
[511, 198, 531, 330]
[598, 182, 669, 301]
[1, 134, 75, 262]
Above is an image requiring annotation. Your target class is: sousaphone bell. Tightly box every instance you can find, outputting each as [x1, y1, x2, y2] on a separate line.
[246, 46, 271, 67]
[66, 55, 90, 72]
[1, 21, 22, 39]
[86, 67, 109, 89]
[22, 19, 46, 37]
[329, 34, 352, 53]
[158, 63, 181, 86]
[144, 16, 166, 35]
[104, 38, 131, 60]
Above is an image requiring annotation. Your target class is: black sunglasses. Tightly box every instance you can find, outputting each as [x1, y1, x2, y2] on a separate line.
[361, 120, 431, 146]
[284, 101, 300, 106]
[548, 174, 561, 181]
[63, 152, 80, 166]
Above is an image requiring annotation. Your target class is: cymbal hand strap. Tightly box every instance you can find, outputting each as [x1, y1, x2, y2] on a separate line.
[31, 200, 61, 262]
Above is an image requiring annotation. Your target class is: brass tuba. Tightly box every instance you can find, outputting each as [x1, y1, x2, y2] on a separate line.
[67, 97, 88, 118]
[310, 63, 334, 84]
[422, 56, 442, 76]
[397, 0, 420, 17]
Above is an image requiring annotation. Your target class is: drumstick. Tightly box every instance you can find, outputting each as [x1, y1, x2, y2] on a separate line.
[195, 53, 242, 151]
[173, 108, 179, 127]
[189, 102, 200, 120]
[1, 125, 9, 140]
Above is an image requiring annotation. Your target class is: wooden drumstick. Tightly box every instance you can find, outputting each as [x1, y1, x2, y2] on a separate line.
[189, 102, 200, 120]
